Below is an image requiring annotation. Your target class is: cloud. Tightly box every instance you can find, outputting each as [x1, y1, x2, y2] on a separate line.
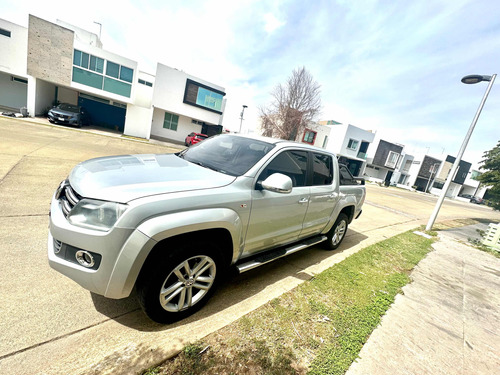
[263, 13, 285, 34]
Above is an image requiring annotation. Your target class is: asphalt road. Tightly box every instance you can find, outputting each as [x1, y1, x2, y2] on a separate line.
[1, 117, 499, 374]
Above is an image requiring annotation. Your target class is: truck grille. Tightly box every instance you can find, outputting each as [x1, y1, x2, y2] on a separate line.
[59, 184, 81, 217]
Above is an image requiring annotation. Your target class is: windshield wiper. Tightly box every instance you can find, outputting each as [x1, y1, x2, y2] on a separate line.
[190, 160, 227, 174]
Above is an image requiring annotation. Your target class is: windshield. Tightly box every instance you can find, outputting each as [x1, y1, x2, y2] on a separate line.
[179, 135, 275, 176]
[57, 104, 80, 113]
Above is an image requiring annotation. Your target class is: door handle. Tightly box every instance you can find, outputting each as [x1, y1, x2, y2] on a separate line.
[298, 198, 309, 204]
[328, 193, 338, 199]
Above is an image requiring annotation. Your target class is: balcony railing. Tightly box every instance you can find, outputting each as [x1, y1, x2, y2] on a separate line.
[357, 152, 367, 160]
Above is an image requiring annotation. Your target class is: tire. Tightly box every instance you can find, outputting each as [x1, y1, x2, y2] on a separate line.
[324, 213, 348, 250]
[136, 241, 222, 323]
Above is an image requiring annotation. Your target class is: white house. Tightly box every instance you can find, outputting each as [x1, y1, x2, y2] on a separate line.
[151, 64, 225, 144]
[299, 120, 375, 177]
[0, 15, 226, 143]
[0, 18, 29, 111]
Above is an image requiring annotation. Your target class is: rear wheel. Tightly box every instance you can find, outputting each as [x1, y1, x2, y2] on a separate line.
[324, 213, 348, 250]
[136, 241, 222, 323]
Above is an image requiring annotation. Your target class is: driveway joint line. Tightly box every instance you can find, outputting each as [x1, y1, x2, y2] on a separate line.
[0, 308, 141, 362]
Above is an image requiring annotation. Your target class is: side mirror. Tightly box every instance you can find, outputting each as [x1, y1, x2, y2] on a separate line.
[260, 173, 292, 194]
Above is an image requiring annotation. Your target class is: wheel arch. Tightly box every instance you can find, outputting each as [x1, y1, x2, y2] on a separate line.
[105, 208, 240, 299]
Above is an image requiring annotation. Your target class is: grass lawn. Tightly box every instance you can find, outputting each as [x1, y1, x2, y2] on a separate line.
[143, 230, 435, 375]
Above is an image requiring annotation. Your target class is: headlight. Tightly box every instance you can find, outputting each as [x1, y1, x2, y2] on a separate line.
[67, 199, 127, 231]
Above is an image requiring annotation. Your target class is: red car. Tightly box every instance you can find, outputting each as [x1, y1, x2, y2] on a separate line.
[185, 132, 208, 146]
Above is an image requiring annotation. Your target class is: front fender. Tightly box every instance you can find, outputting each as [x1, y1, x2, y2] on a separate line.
[105, 208, 242, 298]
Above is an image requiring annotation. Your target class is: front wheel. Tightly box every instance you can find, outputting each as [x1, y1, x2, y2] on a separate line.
[136, 241, 222, 323]
[324, 213, 348, 250]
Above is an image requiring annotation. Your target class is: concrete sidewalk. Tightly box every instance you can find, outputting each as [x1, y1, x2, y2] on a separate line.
[347, 232, 500, 375]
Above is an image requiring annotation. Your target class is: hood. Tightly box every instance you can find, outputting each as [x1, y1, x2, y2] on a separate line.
[69, 154, 236, 203]
[49, 108, 78, 116]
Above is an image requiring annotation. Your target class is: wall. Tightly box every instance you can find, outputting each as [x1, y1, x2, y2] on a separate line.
[124, 105, 153, 139]
[27, 15, 73, 86]
[123, 71, 156, 139]
[324, 124, 348, 152]
[338, 124, 375, 158]
[0, 19, 28, 77]
[56, 86, 78, 105]
[0, 72, 27, 110]
[152, 63, 224, 126]
[363, 165, 388, 180]
[34, 79, 56, 115]
[151, 107, 201, 143]
[372, 140, 404, 169]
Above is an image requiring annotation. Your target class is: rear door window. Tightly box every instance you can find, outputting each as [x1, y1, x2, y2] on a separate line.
[312, 153, 333, 185]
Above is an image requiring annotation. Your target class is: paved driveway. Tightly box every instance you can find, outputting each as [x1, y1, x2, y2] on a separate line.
[1, 117, 499, 374]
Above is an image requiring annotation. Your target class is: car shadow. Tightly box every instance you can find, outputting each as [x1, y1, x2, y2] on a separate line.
[90, 228, 368, 331]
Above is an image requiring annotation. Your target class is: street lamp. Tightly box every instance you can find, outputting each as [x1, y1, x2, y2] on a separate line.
[424, 162, 440, 193]
[239, 105, 248, 133]
[426, 74, 496, 231]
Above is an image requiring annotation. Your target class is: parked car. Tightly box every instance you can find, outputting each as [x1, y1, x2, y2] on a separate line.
[47, 103, 90, 127]
[48, 134, 366, 323]
[185, 132, 208, 146]
[458, 193, 483, 204]
[470, 196, 483, 204]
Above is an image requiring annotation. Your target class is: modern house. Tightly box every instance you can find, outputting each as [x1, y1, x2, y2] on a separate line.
[458, 169, 488, 199]
[299, 120, 375, 177]
[406, 154, 443, 192]
[0, 15, 226, 142]
[364, 139, 405, 184]
[429, 155, 472, 198]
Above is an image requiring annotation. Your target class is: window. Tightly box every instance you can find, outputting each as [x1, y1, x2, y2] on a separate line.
[120, 66, 133, 83]
[163, 112, 179, 131]
[138, 79, 153, 87]
[347, 139, 359, 150]
[182, 135, 274, 176]
[339, 165, 356, 185]
[403, 159, 412, 172]
[302, 130, 316, 144]
[322, 136, 328, 148]
[312, 153, 333, 185]
[11, 76, 28, 84]
[72, 49, 133, 98]
[259, 151, 308, 187]
[0, 28, 11, 37]
[385, 151, 399, 168]
[106, 61, 120, 79]
[184, 79, 226, 114]
[89, 56, 104, 74]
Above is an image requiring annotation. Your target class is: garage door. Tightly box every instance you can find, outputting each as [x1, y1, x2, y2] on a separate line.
[78, 96, 126, 132]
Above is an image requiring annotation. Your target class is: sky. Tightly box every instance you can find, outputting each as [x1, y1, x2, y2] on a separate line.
[2, 0, 500, 168]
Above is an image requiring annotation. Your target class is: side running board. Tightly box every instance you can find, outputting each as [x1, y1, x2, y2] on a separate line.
[236, 235, 327, 274]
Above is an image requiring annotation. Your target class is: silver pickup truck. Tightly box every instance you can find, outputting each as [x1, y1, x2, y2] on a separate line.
[48, 134, 365, 323]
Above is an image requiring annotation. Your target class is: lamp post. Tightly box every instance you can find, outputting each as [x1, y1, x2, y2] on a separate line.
[425, 162, 440, 193]
[239, 105, 248, 133]
[426, 74, 496, 231]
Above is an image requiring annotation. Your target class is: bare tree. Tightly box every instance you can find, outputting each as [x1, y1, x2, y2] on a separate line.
[260, 67, 321, 140]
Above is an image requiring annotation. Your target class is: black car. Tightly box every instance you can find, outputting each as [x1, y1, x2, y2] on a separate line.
[47, 103, 90, 127]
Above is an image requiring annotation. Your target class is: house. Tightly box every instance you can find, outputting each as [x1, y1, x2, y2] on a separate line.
[0, 18, 28, 112]
[429, 155, 472, 198]
[0, 15, 226, 142]
[406, 155, 442, 192]
[364, 139, 405, 184]
[458, 169, 488, 199]
[299, 120, 375, 177]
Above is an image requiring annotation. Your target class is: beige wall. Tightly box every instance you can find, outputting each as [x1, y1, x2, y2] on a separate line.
[27, 15, 73, 86]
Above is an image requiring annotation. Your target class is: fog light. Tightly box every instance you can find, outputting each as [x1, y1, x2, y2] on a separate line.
[75, 250, 95, 268]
